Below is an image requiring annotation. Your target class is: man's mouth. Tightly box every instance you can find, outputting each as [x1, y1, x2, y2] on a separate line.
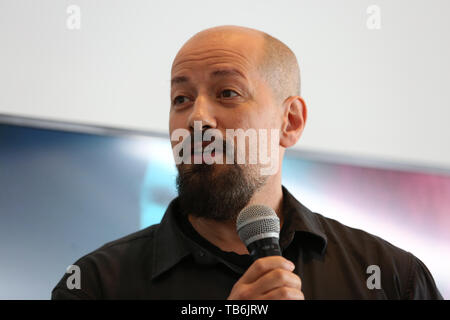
[191, 150, 222, 163]
[190, 140, 218, 161]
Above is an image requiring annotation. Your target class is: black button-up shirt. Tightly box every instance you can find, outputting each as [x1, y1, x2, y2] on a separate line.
[52, 186, 443, 299]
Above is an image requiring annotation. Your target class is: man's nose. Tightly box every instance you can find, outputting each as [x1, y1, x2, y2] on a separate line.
[187, 95, 217, 131]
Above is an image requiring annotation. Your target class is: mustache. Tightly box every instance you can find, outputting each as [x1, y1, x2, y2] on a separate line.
[179, 131, 235, 158]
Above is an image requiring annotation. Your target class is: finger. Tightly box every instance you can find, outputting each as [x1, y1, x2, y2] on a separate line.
[252, 268, 302, 295]
[261, 286, 304, 300]
[238, 256, 295, 284]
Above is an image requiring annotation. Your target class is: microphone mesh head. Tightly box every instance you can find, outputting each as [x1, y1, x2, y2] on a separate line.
[236, 205, 280, 246]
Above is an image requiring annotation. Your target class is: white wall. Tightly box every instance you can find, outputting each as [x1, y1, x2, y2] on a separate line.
[1, 0, 449, 170]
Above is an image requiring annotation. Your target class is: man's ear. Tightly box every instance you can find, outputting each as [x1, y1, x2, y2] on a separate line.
[280, 96, 307, 148]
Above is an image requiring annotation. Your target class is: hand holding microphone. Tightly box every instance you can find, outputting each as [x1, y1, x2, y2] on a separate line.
[227, 205, 304, 300]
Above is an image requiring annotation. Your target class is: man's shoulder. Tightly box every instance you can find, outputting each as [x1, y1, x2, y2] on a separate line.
[76, 223, 162, 267]
[52, 223, 162, 299]
[313, 211, 411, 262]
[312, 211, 443, 299]
[97, 223, 161, 252]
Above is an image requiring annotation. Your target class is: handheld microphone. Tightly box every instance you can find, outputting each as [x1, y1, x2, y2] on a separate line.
[236, 204, 281, 261]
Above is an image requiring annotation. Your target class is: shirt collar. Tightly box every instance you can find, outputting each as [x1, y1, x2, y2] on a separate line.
[279, 186, 328, 256]
[151, 198, 192, 280]
[151, 185, 328, 280]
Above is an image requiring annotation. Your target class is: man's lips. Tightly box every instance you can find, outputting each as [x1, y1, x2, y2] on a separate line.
[191, 141, 214, 154]
[188, 140, 232, 163]
[191, 150, 221, 157]
[191, 149, 224, 163]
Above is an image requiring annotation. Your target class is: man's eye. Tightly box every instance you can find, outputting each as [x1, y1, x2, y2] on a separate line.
[220, 89, 239, 98]
[173, 96, 189, 105]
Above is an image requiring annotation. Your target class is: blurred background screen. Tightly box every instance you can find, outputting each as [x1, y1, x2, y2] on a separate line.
[0, 115, 449, 299]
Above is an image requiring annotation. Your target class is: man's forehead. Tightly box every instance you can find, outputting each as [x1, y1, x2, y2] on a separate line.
[171, 30, 265, 76]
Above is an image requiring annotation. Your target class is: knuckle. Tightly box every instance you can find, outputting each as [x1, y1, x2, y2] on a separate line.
[238, 285, 252, 300]
[280, 256, 291, 264]
[290, 272, 301, 286]
[253, 260, 265, 273]
[297, 276, 302, 289]
[274, 268, 289, 282]
[228, 284, 240, 300]
[231, 280, 241, 291]
[239, 288, 252, 300]
[279, 287, 291, 298]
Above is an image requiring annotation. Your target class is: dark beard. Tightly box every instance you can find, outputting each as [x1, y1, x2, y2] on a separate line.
[176, 163, 267, 222]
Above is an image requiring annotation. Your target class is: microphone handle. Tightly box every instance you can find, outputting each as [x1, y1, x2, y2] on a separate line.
[247, 237, 281, 261]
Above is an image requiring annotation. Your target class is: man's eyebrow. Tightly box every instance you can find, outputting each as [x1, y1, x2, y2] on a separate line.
[210, 68, 247, 80]
[171, 75, 189, 86]
[171, 68, 247, 86]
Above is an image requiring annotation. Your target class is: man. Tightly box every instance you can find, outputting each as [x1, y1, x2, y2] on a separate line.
[52, 25, 442, 299]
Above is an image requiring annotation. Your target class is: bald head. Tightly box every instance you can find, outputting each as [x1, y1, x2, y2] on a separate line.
[173, 25, 301, 105]
[258, 31, 301, 104]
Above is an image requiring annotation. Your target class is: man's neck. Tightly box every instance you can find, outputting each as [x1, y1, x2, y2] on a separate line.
[187, 182, 284, 255]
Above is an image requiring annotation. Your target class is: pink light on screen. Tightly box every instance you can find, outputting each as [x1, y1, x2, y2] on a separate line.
[325, 164, 450, 242]
[282, 157, 450, 298]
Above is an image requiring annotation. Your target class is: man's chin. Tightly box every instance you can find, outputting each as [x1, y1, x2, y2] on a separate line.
[178, 162, 230, 176]
[176, 164, 249, 220]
